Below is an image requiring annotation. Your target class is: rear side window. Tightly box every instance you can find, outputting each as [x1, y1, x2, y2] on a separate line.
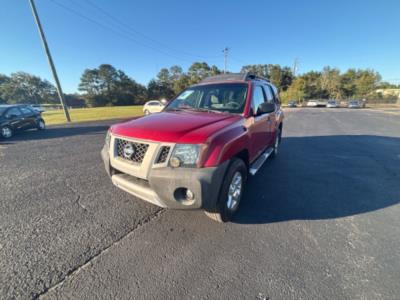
[5, 108, 22, 118]
[269, 84, 280, 104]
[252, 86, 266, 111]
[20, 107, 35, 115]
[263, 85, 274, 104]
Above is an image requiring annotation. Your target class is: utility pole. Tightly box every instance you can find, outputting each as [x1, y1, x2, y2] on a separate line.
[293, 57, 299, 76]
[29, 0, 71, 122]
[223, 47, 229, 74]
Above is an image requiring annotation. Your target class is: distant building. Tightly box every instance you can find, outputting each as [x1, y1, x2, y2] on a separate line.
[375, 89, 400, 99]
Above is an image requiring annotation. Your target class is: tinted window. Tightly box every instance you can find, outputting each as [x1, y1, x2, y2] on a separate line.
[263, 85, 274, 104]
[5, 108, 22, 118]
[167, 83, 248, 114]
[20, 107, 35, 115]
[252, 86, 265, 112]
[0, 107, 7, 115]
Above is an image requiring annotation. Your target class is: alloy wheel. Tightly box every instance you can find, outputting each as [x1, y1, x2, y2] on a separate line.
[226, 171, 243, 210]
[1, 127, 12, 138]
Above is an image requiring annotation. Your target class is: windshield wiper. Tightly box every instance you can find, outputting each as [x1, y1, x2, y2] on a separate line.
[165, 107, 183, 111]
[185, 107, 226, 114]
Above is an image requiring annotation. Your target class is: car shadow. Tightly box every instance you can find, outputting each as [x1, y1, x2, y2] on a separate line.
[0, 120, 122, 144]
[234, 135, 400, 224]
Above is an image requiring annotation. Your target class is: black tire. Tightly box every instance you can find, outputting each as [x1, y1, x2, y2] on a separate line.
[205, 158, 247, 222]
[1, 126, 13, 139]
[271, 126, 282, 158]
[144, 110, 150, 115]
[37, 119, 46, 130]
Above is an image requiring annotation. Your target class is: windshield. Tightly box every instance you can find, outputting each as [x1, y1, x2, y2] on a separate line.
[166, 83, 248, 114]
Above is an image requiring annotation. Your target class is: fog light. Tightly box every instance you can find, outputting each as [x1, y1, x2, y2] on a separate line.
[170, 156, 181, 168]
[185, 189, 195, 200]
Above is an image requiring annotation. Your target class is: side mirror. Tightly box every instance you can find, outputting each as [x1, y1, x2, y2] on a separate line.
[257, 102, 275, 115]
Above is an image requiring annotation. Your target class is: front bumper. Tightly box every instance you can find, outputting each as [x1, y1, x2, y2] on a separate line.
[101, 144, 229, 210]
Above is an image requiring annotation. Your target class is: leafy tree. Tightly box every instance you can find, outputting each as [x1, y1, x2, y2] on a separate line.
[281, 77, 306, 103]
[0, 72, 57, 104]
[240, 64, 293, 91]
[240, 64, 269, 78]
[378, 81, 399, 89]
[78, 64, 146, 106]
[340, 69, 357, 99]
[173, 74, 191, 95]
[169, 65, 183, 81]
[320, 66, 342, 99]
[354, 69, 381, 98]
[297, 71, 326, 99]
[148, 62, 221, 98]
[267, 64, 293, 91]
[187, 62, 212, 84]
[147, 79, 175, 100]
[187, 62, 221, 84]
[64, 94, 85, 107]
[157, 68, 171, 84]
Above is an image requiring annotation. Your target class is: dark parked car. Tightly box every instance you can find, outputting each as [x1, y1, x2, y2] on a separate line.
[0, 105, 46, 139]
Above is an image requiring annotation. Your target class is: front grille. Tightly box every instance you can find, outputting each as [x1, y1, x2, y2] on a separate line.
[156, 146, 170, 164]
[115, 138, 149, 164]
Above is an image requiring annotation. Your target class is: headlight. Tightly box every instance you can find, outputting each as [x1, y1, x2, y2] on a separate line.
[170, 144, 200, 167]
[105, 130, 111, 148]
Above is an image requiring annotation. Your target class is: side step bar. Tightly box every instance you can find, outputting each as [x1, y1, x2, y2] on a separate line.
[249, 147, 274, 175]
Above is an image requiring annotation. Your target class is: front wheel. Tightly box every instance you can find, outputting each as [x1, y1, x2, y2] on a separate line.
[1, 126, 13, 139]
[144, 110, 150, 115]
[37, 119, 46, 130]
[205, 158, 247, 222]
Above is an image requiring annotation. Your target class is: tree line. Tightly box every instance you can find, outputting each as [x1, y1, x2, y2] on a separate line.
[1, 63, 398, 107]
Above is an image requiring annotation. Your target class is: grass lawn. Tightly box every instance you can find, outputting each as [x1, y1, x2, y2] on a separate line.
[42, 105, 144, 125]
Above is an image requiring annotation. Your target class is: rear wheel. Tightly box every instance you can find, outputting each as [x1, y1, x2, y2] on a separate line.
[205, 158, 247, 222]
[271, 126, 282, 158]
[144, 110, 150, 115]
[37, 119, 45, 130]
[1, 126, 13, 139]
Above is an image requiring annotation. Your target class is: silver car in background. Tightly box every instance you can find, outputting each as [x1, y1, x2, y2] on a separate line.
[327, 100, 340, 108]
[348, 100, 366, 108]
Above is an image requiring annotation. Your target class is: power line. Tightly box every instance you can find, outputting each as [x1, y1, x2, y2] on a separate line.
[49, 0, 220, 64]
[293, 57, 299, 76]
[223, 47, 229, 73]
[82, 0, 220, 61]
[48, 0, 195, 63]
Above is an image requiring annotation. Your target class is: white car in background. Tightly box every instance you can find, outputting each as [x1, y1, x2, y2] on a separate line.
[307, 100, 327, 107]
[143, 100, 165, 115]
[306, 100, 318, 107]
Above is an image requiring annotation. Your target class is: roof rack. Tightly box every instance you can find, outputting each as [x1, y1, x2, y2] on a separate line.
[200, 72, 270, 84]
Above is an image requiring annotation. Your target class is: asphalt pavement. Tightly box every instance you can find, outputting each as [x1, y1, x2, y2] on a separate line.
[1, 108, 399, 299]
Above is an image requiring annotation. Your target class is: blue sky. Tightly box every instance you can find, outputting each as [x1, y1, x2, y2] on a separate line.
[1, 0, 399, 93]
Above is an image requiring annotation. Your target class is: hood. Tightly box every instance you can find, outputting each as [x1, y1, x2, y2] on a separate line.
[111, 110, 242, 144]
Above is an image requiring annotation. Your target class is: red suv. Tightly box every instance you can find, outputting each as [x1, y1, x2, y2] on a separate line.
[101, 73, 284, 222]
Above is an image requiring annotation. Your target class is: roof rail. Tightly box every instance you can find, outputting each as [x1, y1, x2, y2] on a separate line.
[199, 72, 270, 84]
[245, 72, 270, 83]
